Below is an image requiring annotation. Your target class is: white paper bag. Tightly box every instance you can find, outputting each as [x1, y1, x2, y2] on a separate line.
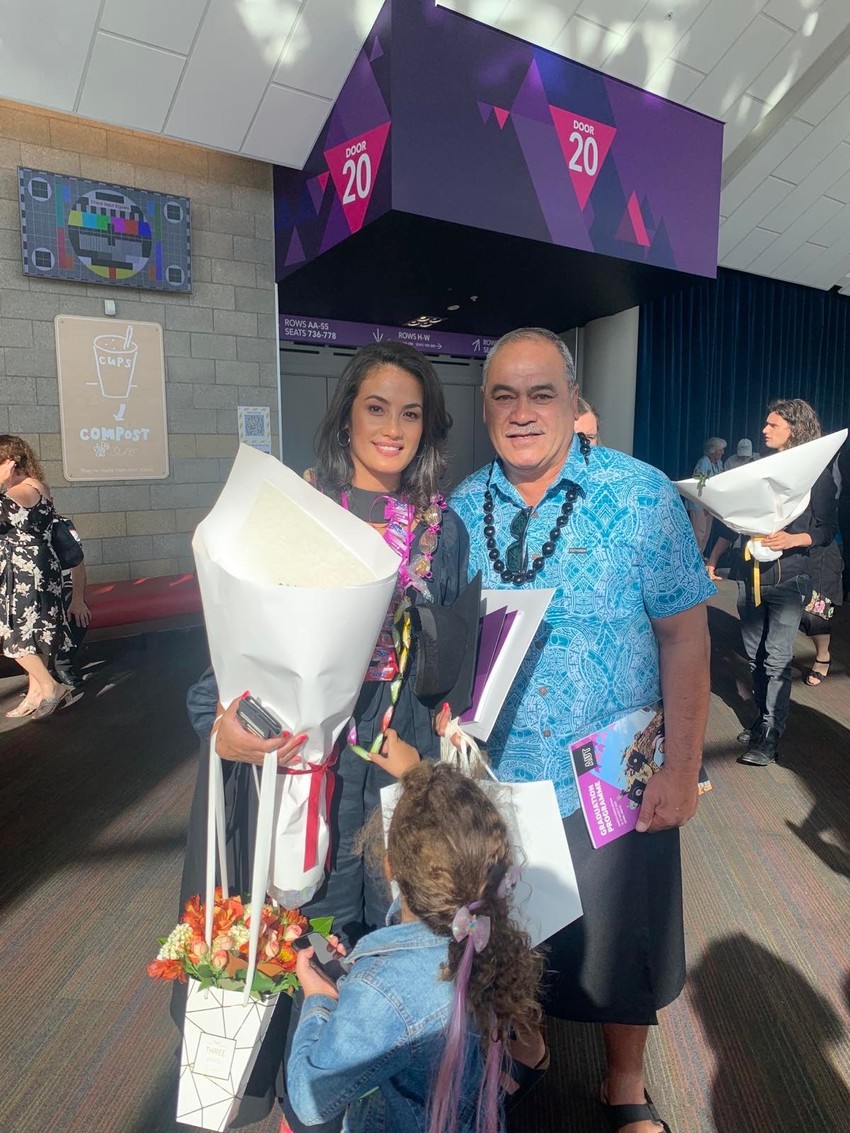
[193, 445, 399, 903]
[380, 779, 581, 948]
[177, 982, 278, 1131]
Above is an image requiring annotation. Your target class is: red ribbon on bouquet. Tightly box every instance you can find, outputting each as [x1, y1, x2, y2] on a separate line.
[279, 743, 340, 872]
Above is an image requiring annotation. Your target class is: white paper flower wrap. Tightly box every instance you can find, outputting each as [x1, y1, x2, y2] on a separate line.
[193, 445, 399, 905]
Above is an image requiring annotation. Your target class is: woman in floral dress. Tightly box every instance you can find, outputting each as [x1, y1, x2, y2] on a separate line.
[0, 435, 69, 719]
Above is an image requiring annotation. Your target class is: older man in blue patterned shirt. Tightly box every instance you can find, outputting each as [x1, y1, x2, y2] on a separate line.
[450, 327, 714, 1133]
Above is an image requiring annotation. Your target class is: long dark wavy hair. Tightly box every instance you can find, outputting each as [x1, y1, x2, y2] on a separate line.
[767, 399, 822, 449]
[381, 762, 544, 1133]
[312, 343, 451, 509]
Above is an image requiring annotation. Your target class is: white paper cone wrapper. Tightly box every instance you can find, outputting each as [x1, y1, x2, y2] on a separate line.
[177, 982, 278, 1131]
[193, 445, 400, 902]
[674, 429, 847, 535]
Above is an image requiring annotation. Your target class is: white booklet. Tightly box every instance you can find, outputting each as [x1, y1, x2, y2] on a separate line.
[459, 588, 555, 741]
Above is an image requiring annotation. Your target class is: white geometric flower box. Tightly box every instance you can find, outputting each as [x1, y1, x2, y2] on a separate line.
[176, 981, 279, 1131]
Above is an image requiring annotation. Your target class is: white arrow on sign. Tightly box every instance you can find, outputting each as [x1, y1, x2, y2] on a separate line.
[372, 329, 384, 342]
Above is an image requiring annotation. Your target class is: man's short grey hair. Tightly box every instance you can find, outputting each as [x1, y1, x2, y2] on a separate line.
[482, 327, 577, 390]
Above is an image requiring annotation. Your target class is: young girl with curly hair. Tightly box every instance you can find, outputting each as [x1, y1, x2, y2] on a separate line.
[286, 760, 544, 1133]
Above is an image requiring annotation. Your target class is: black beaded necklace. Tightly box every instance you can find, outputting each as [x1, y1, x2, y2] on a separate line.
[482, 433, 591, 585]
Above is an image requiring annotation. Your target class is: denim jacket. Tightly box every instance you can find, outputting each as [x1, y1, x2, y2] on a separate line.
[286, 913, 497, 1133]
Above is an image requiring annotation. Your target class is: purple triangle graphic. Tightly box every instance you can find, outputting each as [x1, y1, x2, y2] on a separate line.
[306, 176, 325, 213]
[477, 100, 492, 123]
[284, 227, 305, 266]
[369, 36, 383, 61]
[324, 51, 390, 147]
[493, 107, 510, 129]
[640, 194, 656, 231]
[511, 59, 551, 125]
[319, 196, 352, 255]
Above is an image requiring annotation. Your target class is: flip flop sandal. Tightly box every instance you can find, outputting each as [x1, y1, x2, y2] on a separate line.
[805, 660, 831, 686]
[504, 1047, 550, 1113]
[601, 1088, 672, 1132]
[5, 698, 40, 719]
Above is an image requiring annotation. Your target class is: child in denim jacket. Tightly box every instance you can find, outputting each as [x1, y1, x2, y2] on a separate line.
[285, 759, 543, 1133]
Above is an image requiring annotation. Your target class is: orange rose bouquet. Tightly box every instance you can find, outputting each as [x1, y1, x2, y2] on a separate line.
[148, 888, 332, 1000]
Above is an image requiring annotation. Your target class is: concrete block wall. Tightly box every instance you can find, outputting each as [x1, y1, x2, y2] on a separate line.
[0, 100, 278, 583]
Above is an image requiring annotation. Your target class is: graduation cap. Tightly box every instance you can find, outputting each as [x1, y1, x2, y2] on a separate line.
[409, 571, 483, 715]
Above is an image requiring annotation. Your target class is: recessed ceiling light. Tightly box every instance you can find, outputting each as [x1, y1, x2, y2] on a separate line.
[403, 315, 445, 327]
[447, 304, 460, 311]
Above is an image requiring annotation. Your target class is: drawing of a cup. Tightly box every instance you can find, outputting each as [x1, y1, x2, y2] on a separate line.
[93, 331, 138, 398]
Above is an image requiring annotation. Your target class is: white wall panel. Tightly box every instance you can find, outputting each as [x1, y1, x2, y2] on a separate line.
[746, 195, 844, 273]
[773, 93, 850, 182]
[761, 141, 850, 230]
[721, 118, 810, 213]
[673, 0, 762, 74]
[497, 1, 576, 49]
[718, 174, 793, 256]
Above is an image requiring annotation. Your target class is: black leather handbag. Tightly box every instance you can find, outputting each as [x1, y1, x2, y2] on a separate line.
[51, 517, 84, 570]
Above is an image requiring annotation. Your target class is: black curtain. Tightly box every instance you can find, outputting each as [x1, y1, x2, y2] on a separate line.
[634, 267, 850, 480]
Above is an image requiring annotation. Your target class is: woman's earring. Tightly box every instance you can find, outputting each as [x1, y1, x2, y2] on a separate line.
[337, 428, 350, 448]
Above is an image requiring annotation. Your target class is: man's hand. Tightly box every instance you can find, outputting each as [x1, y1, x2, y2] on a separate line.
[68, 597, 91, 627]
[636, 764, 699, 833]
[213, 697, 305, 769]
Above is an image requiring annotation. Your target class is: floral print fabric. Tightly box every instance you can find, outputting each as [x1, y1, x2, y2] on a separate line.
[0, 493, 64, 658]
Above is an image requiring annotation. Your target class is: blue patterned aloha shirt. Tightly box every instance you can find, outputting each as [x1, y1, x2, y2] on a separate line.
[450, 435, 716, 817]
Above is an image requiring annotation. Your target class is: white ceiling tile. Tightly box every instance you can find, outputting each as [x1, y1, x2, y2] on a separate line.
[721, 117, 811, 213]
[826, 167, 850, 203]
[497, 0, 576, 49]
[687, 15, 791, 118]
[719, 226, 779, 270]
[764, 0, 825, 33]
[721, 93, 769, 158]
[642, 60, 705, 104]
[575, 0, 646, 30]
[99, 0, 206, 55]
[773, 92, 850, 181]
[436, 0, 513, 21]
[761, 141, 850, 230]
[746, 194, 845, 272]
[275, 0, 383, 99]
[748, 2, 850, 107]
[673, 0, 763, 73]
[166, 0, 300, 153]
[242, 83, 332, 168]
[550, 15, 624, 69]
[769, 240, 830, 283]
[808, 198, 850, 246]
[718, 174, 793, 257]
[0, 0, 101, 109]
[77, 34, 185, 134]
[797, 226, 850, 287]
[793, 51, 850, 126]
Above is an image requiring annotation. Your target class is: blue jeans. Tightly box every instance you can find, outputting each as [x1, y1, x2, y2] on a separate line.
[737, 575, 809, 736]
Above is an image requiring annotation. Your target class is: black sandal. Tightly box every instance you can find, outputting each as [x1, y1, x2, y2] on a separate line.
[503, 1047, 550, 1113]
[805, 658, 831, 686]
[601, 1088, 671, 1132]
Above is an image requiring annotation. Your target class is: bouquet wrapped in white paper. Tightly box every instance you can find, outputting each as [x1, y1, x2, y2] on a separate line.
[193, 444, 399, 906]
[675, 430, 847, 563]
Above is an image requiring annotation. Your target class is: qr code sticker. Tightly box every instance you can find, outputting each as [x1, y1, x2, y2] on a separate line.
[242, 412, 266, 438]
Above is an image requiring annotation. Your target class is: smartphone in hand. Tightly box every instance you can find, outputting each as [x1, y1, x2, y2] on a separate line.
[293, 932, 351, 986]
[236, 694, 283, 740]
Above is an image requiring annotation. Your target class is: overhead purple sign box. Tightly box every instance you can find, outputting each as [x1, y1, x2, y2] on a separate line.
[280, 315, 497, 358]
[275, 0, 722, 281]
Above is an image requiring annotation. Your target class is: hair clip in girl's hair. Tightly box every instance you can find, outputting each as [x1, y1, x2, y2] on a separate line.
[497, 865, 521, 900]
[451, 904, 491, 953]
